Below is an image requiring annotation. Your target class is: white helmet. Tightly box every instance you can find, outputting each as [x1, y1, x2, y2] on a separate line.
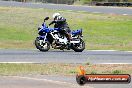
[52, 13, 61, 19]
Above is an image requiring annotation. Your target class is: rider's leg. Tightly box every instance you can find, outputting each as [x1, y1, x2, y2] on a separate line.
[67, 33, 71, 42]
[64, 27, 71, 42]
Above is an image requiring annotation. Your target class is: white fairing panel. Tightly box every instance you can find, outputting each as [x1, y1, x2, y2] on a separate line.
[59, 37, 68, 44]
[70, 40, 80, 43]
[54, 34, 68, 44]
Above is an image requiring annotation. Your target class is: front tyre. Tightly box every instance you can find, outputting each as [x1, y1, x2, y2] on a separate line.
[35, 37, 50, 52]
[72, 39, 85, 52]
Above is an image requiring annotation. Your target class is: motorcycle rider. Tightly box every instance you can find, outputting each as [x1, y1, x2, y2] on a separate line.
[49, 13, 71, 43]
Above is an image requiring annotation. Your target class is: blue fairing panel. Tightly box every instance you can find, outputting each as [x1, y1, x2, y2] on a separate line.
[38, 36, 45, 40]
[72, 29, 82, 36]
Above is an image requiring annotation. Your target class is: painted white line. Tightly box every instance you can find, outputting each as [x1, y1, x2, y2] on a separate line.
[18, 49, 132, 52]
[5, 76, 92, 88]
[123, 14, 128, 15]
[89, 50, 117, 51]
[12, 76, 71, 85]
[0, 62, 36, 64]
[88, 50, 132, 52]
[1, 62, 132, 64]
[93, 12, 101, 13]
[96, 63, 132, 64]
[125, 51, 132, 53]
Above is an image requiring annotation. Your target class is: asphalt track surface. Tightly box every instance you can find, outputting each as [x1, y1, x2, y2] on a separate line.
[0, 76, 89, 88]
[0, 1, 132, 15]
[0, 49, 132, 64]
[0, 75, 131, 88]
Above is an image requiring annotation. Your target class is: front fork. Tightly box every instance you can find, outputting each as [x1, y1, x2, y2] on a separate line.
[39, 33, 47, 46]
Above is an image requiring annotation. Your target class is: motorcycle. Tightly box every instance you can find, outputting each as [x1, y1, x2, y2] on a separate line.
[35, 17, 85, 52]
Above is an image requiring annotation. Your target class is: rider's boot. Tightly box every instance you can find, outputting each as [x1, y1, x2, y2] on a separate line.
[67, 39, 71, 50]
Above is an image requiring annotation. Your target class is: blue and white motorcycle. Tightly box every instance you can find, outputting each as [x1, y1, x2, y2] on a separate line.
[35, 17, 85, 52]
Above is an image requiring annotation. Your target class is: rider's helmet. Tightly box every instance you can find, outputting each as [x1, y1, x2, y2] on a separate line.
[52, 13, 61, 19]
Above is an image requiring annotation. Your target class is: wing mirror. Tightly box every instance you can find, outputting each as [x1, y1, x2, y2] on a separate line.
[44, 17, 49, 22]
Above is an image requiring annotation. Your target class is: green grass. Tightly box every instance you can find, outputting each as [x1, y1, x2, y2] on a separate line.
[74, 0, 93, 5]
[112, 70, 123, 74]
[0, 64, 132, 76]
[0, 7, 132, 50]
[0, 63, 78, 76]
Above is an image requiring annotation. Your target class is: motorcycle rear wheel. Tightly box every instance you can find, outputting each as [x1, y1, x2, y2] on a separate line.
[72, 39, 85, 52]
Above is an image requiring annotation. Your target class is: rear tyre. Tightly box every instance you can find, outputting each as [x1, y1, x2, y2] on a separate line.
[72, 39, 85, 52]
[35, 37, 50, 52]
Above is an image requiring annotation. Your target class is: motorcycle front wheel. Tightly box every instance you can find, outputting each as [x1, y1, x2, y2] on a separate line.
[35, 37, 50, 52]
[72, 39, 85, 52]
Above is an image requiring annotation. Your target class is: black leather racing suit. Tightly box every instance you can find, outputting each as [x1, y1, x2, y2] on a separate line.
[49, 16, 71, 41]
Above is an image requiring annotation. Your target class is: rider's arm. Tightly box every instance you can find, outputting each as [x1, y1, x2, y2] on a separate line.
[49, 17, 66, 26]
[49, 21, 56, 26]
